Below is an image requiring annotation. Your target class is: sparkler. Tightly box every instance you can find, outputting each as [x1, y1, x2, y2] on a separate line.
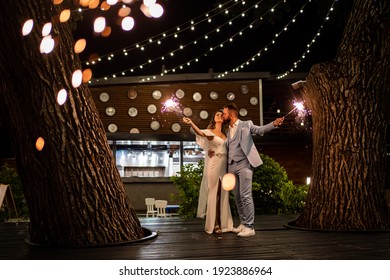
[161, 96, 184, 117]
[284, 101, 305, 117]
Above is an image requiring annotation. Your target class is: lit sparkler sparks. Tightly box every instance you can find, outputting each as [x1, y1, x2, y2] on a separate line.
[284, 101, 305, 117]
[161, 96, 184, 117]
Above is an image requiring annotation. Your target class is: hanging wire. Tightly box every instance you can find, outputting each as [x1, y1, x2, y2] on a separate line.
[276, 0, 337, 79]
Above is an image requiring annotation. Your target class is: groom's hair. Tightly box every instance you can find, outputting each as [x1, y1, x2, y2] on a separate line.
[224, 103, 238, 116]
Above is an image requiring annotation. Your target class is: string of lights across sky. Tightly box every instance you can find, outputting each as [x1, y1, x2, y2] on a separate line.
[20, 0, 338, 151]
[77, 0, 339, 83]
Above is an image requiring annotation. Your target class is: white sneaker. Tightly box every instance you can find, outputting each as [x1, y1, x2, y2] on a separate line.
[230, 224, 244, 233]
[237, 227, 255, 237]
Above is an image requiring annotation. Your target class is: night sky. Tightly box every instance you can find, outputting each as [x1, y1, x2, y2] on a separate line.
[73, 0, 350, 80]
[0, 0, 352, 158]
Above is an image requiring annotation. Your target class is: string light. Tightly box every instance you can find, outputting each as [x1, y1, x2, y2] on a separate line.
[83, 0, 243, 66]
[218, 0, 311, 78]
[71, 0, 339, 83]
[90, 0, 291, 80]
[276, 0, 337, 79]
[125, 0, 310, 82]
[19, 0, 166, 150]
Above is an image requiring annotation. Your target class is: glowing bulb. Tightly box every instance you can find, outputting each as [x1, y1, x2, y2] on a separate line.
[89, 0, 100, 9]
[107, 0, 118, 5]
[57, 89, 67, 105]
[100, 1, 111, 10]
[35, 137, 45, 151]
[72, 70, 83, 88]
[222, 173, 236, 191]
[121, 16, 134, 31]
[22, 19, 34, 36]
[40, 35, 55, 54]
[118, 7, 131, 17]
[59, 9, 71, 23]
[42, 22, 52, 37]
[140, 4, 152, 17]
[94, 17, 106, 33]
[82, 69, 93, 83]
[101, 26, 112, 37]
[143, 0, 156, 7]
[80, 0, 90, 7]
[74, 39, 86, 54]
[149, 3, 163, 18]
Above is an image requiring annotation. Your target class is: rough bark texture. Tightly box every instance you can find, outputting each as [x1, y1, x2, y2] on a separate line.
[0, 1, 144, 245]
[295, 0, 390, 230]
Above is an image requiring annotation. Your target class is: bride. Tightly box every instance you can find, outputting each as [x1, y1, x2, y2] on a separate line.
[183, 111, 233, 234]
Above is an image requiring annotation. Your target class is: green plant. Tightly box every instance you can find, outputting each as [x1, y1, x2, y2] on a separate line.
[170, 160, 204, 219]
[252, 153, 308, 214]
[170, 154, 309, 218]
[278, 183, 309, 214]
[0, 163, 29, 220]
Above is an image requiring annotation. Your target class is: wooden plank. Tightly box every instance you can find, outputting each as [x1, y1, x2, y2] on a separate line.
[1, 215, 390, 260]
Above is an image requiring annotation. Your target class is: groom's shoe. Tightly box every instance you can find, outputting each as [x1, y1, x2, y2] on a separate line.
[231, 224, 244, 233]
[237, 227, 255, 237]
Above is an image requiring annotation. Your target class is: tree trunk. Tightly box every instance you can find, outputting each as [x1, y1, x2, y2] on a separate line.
[0, 1, 144, 245]
[295, 0, 390, 230]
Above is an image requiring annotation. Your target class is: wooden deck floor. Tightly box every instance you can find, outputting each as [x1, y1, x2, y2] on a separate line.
[1, 215, 390, 260]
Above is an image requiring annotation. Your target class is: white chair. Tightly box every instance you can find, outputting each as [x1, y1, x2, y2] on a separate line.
[145, 198, 157, 217]
[155, 199, 168, 217]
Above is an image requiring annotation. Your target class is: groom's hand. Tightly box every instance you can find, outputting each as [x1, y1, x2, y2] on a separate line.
[273, 117, 284, 127]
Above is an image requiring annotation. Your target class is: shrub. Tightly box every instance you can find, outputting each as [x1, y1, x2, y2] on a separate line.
[252, 153, 308, 214]
[170, 154, 308, 218]
[170, 160, 204, 219]
[0, 163, 29, 221]
[278, 183, 309, 214]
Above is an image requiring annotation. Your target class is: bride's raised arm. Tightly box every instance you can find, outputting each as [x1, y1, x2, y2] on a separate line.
[182, 117, 206, 137]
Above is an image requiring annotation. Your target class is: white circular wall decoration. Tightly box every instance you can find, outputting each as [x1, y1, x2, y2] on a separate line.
[108, 124, 118, 133]
[172, 123, 181, 132]
[240, 85, 249, 94]
[239, 108, 248, 117]
[128, 107, 138, 117]
[183, 107, 192, 117]
[193, 92, 202, 102]
[210, 91, 218, 100]
[147, 104, 157, 114]
[200, 110, 208, 119]
[250, 97, 258, 105]
[176, 89, 185, 99]
[227, 92, 235, 101]
[152, 90, 162, 100]
[127, 89, 137, 99]
[99, 92, 109, 102]
[150, 120, 160, 130]
[105, 107, 116, 116]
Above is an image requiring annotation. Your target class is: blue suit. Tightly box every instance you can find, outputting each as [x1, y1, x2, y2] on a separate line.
[227, 120, 276, 229]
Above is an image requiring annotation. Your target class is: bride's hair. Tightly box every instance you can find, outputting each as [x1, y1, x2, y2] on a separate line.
[207, 111, 228, 134]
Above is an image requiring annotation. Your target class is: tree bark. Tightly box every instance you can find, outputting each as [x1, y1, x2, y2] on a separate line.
[295, 0, 390, 230]
[0, 1, 144, 245]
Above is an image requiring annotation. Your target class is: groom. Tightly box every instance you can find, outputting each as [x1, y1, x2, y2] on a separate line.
[222, 103, 284, 237]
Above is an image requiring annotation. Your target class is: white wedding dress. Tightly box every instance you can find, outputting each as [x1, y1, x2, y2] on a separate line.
[196, 129, 233, 234]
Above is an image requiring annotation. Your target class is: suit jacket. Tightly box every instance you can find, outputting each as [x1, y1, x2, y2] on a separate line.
[227, 120, 276, 168]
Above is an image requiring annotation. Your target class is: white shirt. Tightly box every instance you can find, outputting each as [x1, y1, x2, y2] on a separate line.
[229, 119, 240, 139]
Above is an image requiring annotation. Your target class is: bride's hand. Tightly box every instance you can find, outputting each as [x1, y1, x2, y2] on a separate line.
[183, 117, 192, 124]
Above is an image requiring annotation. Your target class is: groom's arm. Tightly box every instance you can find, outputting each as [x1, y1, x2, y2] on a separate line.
[249, 117, 284, 135]
[249, 121, 276, 136]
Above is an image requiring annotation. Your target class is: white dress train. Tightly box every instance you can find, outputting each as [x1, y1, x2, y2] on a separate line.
[195, 129, 233, 234]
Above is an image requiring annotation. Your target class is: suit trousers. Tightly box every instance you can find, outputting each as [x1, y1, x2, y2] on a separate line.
[228, 158, 254, 229]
